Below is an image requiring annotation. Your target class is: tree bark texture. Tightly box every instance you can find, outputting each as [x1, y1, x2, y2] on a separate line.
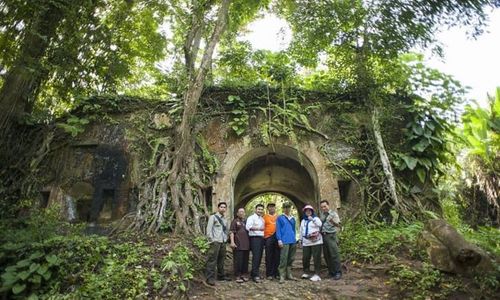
[371, 106, 404, 217]
[169, 0, 230, 234]
[0, 4, 64, 133]
[419, 219, 494, 274]
[425, 219, 482, 266]
[131, 0, 231, 234]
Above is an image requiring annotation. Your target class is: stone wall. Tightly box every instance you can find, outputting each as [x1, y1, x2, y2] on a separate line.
[41, 92, 364, 223]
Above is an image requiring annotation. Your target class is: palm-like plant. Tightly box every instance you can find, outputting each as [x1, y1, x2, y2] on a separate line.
[461, 88, 500, 224]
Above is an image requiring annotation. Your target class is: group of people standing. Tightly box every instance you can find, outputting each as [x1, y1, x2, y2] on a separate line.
[204, 200, 342, 285]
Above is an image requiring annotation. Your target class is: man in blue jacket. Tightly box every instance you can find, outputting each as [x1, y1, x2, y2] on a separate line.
[276, 201, 297, 284]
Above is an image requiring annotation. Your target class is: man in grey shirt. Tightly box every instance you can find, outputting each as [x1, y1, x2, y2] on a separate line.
[205, 202, 231, 285]
[319, 200, 342, 280]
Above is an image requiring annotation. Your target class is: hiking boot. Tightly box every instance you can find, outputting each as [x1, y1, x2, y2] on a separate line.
[206, 278, 215, 286]
[279, 276, 285, 284]
[301, 273, 310, 279]
[333, 272, 342, 280]
[236, 277, 244, 283]
[218, 276, 232, 281]
[266, 276, 273, 281]
[286, 268, 296, 281]
[252, 277, 262, 283]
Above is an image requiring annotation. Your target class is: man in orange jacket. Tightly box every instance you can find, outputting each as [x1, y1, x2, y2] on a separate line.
[264, 203, 280, 280]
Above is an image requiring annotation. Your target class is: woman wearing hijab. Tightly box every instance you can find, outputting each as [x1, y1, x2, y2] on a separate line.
[299, 204, 323, 282]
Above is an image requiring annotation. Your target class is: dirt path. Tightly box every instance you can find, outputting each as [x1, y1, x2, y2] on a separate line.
[189, 249, 393, 299]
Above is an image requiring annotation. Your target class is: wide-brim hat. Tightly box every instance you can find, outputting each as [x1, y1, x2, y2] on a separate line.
[303, 205, 314, 212]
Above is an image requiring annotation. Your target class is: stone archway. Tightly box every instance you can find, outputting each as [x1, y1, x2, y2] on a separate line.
[232, 146, 318, 214]
[212, 141, 341, 217]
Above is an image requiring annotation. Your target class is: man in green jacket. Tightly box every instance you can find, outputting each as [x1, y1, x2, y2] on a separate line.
[205, 202, 231, 285]
[319, 200, 342, 280]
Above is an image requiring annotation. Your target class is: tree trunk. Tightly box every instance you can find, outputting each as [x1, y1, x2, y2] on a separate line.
[371, 106, 403, 218]
[169, 0, 230, 234]
[425, 219, 482, 266]
[130, 0, 231, 235]
[0, 4, 64, 133]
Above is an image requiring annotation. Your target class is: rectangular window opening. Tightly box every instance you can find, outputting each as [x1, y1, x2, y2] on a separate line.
[40, 191, 51, 208]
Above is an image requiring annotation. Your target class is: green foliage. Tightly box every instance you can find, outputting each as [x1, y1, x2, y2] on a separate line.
[196, 135, 219, 178]
[386, 54, 467, 199]
[339, 222, 425, 264]
[389, 263, 445, 300]
[277, 0, 495, 66]
[193, 235, 210, 255]
[245, 193, 298, 217]
[55, 115, 89, 137]
[340, 222, 498, 299]
[0, 251, 61, 298]
[0, 207, 161, 299]
[0, 0, 168, 118]
[64, 241, 152, 299]
[460, 88, 500, 223]
[341, 158, 367, 176]
[473, 272, 499, 295]
[394, 101, 455, 184]
[160, 243, 194, 294]
[440, 198, 463, 229]
[215, 42, 297, 87]
[259, 94, 319, 146]
[462, 89, 500, 164]
[227, 95, 250, 136]
[461, 226, 500, 257]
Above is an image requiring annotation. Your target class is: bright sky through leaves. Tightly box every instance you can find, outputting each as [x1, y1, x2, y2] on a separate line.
[242, 10, 500, 107]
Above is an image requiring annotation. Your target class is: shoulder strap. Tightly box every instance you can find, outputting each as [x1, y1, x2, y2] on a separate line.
[214, 214, 227, 233]
[283, 215, 294, 227]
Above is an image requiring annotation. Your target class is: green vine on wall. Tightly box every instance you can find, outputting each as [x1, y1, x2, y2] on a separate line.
[226, 95, 249, 136]
[259, 95, 319, 146]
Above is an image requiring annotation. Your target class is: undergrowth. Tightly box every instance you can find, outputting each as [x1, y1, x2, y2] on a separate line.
[339, 222, 425, 264]
[340, 221, 499, 299]
[0, 206, 207, 299]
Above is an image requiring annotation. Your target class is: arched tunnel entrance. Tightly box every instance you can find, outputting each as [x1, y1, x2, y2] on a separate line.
[231, 145, 319, 216]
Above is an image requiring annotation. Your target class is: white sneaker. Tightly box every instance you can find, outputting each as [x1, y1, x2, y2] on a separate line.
[310, 274, 321, 282]
[301, 273, 310, 279]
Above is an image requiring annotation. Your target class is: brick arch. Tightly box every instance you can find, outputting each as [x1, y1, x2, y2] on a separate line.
[212, 141, 340, 216]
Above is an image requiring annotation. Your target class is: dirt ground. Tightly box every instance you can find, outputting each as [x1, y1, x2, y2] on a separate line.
[189, 248, 394, 300]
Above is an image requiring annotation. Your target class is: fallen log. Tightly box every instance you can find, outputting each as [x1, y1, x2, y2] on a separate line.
[425, 219, 482, 266]
[419, 219, 495, 274]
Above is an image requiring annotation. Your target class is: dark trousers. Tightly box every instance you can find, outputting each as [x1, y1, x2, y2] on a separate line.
[323, 232, 341, 274]
[303, 244, 322, 274]
[249, 236, 264, 278]
[233, 249, 249, 278]
[205, 241, 226, 281]
[264, 235, 280, 277]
